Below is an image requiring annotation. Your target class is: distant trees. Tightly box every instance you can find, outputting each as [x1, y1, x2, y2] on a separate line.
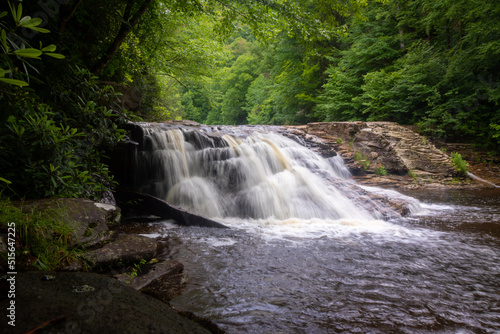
[315, 0, 500, 146]
[178, 0, 499, 150]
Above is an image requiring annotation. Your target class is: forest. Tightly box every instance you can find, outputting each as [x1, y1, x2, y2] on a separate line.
[1, 0, 499, 200]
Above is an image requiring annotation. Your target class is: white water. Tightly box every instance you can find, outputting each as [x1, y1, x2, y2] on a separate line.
[131, 124, 426, 239]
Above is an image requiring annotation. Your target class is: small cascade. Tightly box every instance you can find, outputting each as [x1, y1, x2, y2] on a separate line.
[128, 123, 418, 223]
[467, 172, 499, 188]
[328, 155, 351, 180]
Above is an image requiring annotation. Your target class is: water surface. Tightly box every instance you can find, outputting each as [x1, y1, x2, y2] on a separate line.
[130, 189, 500, 333]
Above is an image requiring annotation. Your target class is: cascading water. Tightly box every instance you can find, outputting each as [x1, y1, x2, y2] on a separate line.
[130, 123, 418, 230]
[120, 122, 500, 333]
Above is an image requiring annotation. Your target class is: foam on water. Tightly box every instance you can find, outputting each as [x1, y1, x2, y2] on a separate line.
[218, 216, 442, 243]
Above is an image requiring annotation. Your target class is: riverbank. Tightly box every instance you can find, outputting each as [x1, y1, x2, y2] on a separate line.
[286, 121, 499, 190]
[0, 199, 224, 334]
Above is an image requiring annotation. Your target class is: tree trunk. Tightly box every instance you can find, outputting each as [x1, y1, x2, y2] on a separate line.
[91, 0, 153, 75]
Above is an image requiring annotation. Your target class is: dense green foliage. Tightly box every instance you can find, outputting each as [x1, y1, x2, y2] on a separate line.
[1, 0, 499, 201]
[179, 0, 500, 152]
[451, 152, 469, 176]
[316, 0, 500, 147]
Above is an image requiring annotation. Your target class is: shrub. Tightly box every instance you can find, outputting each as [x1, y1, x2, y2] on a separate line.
[450, 152, 469, 177]
[0, 68, 133, 200]
[374, 165, 388, 176]
[354, 151, 371, 170]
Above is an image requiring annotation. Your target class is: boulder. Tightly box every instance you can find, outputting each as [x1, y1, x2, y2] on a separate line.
[83, 234, 157, 270]
[115, 260, 189, 303]
[115, 189, 228, 228]
[16, 198, 121, 248]
[0, 271, 212, 334]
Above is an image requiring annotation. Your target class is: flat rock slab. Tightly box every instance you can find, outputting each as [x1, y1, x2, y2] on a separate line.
[16, 198, 121, 248]
[84, 234, 157, 270]
[0, 271, 211, 334]
[115, 260, 188, 303]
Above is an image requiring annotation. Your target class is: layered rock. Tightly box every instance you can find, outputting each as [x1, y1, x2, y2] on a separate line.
[287, 121, 457, 187]
[306, 121, 454, 175]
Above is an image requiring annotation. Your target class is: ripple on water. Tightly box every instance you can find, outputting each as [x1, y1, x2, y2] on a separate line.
[130, 190, 500, 333]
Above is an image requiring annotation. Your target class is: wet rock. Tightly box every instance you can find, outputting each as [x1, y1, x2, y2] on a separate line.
[83, 234, 157, 270]
[308, 122, 455, 176]
[16, 198, 121, 248]
[115, 188, 228, 228]
[0, 271, 211, 334]
[115, 260, 189, 303]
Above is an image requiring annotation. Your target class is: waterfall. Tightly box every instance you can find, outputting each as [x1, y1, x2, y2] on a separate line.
[129, 123, 418, 224]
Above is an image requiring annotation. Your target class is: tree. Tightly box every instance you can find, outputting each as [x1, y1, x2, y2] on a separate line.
[91, 0, 154, 74]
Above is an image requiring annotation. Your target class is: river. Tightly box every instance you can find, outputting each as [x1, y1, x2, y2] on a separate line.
[119, 188, 499, 333]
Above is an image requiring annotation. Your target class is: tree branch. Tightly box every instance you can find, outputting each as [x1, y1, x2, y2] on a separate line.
[91, 0, 153, 75]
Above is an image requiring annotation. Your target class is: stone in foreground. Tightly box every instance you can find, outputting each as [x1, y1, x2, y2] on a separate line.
[0, 271, 211, 334]
[83, 234, 157, 270]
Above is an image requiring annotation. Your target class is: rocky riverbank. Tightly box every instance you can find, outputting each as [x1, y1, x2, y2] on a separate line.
[0, 198, 223, 334]
[286, 121, 500, 189]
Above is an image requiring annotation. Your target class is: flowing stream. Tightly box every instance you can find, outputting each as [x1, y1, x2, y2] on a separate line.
[124, 123, 500, 333]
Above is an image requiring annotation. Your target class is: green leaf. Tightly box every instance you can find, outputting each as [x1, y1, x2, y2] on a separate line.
[45, 52, 65, 59]
[19, 16, 32, 24]
[0, 12, 7, 19]
[8, 1, 16, 23]
[1, 29, 8, 51]
[0, 177, 12, 185]
[13, 48, 43, 59]
[42, 44, 57, 52]
[19, 17, 43, 28]
[28, 26, 50, 33]
[0, 77, 29, 86]
[17, 4, 23, 23]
